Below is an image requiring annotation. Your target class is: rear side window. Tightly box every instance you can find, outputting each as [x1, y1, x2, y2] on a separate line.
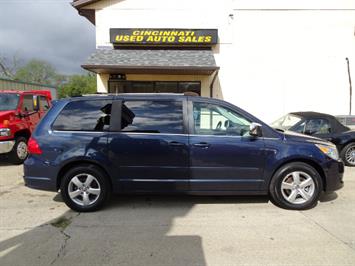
[120, 101, 183, 134]
[305, 119, 331, 135]
[53, 100, 112, 131]
[40, 96, 50, 111]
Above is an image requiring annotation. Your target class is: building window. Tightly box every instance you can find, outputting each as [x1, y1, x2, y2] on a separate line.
[108, 80, 201, 95]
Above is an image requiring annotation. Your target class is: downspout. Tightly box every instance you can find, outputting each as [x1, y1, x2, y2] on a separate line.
[346, 58, 352, 115]
[209, 70, 219, 98]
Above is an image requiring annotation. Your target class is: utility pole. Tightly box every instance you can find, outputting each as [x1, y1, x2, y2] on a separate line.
[346, 58, 353, 115]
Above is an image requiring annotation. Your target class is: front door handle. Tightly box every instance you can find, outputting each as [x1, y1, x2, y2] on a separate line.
[193, 142, 210, 148]
[169, 141, 184, 146]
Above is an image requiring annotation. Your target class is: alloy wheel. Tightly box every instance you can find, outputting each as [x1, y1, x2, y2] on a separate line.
[68, 173, 101, 206]
[280, 171, 315, 205]
[345, 146, 355, 165]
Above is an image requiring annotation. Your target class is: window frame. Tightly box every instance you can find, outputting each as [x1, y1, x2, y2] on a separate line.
[109, 99, 188, 135]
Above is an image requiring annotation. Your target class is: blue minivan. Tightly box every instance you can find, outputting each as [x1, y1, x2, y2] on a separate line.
[24, 94, 344, 212]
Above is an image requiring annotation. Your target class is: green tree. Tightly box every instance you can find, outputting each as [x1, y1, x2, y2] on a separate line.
[59, 74, 97, 98]
[14, 59, 61, 85]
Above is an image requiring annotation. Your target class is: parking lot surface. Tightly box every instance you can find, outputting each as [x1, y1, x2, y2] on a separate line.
[1, 161, 355, 266]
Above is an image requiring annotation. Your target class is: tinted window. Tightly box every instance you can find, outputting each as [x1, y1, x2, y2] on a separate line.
[305, 119, 331, 135]
[120, 101, 183, 134]
[22, 95, 34, 112]
[193, 102, 251, 136]
[40, 96, 50, 111]
[53, 100, 112, 131]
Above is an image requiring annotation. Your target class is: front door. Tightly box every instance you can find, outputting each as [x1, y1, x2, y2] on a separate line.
[188, 100, 266, 192]
[21, 94, 40, 131]
[108, 99, 189, 193]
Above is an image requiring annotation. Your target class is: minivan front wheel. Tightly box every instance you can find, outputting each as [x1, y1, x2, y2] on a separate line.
[9, 137, 28, 164]
[269, 162, 323, 210]
[60, 165, 111, 212]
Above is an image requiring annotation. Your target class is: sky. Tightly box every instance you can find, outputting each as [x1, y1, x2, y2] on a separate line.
[0, 0, 96, 75]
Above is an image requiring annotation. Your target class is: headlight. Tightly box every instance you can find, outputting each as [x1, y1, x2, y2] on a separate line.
[315, 143, 339, 161]
[0, 128, 11, 137]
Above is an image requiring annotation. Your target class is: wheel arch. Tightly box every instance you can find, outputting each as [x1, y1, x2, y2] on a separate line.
[268, 158, 326, 191]
[14, 129, 31, 140]
[56, 160, 113, 191]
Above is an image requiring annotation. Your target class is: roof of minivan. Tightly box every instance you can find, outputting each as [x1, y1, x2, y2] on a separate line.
[65, 93, 197, 101]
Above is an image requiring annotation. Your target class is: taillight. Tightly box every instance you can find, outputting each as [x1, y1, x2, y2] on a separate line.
[28, 137, 42, 155]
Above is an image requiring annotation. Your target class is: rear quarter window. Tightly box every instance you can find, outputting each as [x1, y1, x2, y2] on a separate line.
[52, 100, 112, 131]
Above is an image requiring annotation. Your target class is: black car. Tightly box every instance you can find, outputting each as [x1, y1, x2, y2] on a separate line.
[272, 111, 355, 166]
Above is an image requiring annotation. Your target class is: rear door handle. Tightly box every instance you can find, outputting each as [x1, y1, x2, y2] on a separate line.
[193, 142, 210, 148]
[169, 141, 185, 146]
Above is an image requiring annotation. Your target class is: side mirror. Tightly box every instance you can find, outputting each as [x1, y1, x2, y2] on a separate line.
[249, 122, 262, 137]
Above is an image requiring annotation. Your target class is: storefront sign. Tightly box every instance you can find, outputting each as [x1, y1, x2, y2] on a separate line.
[110, 28, 218, 46]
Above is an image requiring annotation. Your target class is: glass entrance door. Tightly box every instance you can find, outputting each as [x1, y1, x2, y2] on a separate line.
[108, 80, 201, 95]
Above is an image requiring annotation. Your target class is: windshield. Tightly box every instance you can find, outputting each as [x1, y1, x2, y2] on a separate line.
[271, 114, 302, 131]
[0, 93, 20, 111]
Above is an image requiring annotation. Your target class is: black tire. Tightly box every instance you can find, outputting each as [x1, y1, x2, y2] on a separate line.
[269, 162, 323, 210]
[340, 142, 355, 166]
[9, 137, 28, 164]
[60, 164, 111, 212]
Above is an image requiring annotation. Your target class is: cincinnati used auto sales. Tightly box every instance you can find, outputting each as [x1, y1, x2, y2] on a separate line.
[114, 30, 213, 43]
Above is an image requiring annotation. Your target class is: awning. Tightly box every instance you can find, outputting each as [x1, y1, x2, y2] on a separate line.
[82, 49, 219, 75]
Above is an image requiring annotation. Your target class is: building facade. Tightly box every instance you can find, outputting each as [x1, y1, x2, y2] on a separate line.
[73, 0, 355, 122]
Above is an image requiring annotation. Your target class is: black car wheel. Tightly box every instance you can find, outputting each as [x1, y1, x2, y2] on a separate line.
[269, 162, 323, 210]
[340, 143, 355, 166]
[60, 164, 111, 212]
[9, 137, 28, 164]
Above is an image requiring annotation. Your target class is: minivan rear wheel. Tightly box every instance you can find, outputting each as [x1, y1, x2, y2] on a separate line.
[269, 162, 323, 210]
[60, 165, 111, 212]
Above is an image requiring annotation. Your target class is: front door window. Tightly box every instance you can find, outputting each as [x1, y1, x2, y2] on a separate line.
[193, 102, 251, 136]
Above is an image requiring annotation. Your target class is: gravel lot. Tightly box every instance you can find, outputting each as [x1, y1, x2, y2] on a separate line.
[1, 161, 355, 266]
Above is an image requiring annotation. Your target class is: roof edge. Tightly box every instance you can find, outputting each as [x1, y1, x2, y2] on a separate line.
[71, 0, 100, 9]
[71, 0, 98, 24]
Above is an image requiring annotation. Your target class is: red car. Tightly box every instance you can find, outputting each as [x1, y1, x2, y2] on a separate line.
[0, 90, 52, 163]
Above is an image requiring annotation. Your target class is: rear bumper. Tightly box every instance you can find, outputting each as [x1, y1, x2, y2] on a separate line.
[0, 140, 15, 154]
[23, 175, 58, 192]
[23, 155, 58, 192]
[324, 159, 344, 192]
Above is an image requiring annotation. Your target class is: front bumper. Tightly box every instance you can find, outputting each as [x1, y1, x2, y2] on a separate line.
[324, 159, 344, 192]
[0, 140, 15, 154]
